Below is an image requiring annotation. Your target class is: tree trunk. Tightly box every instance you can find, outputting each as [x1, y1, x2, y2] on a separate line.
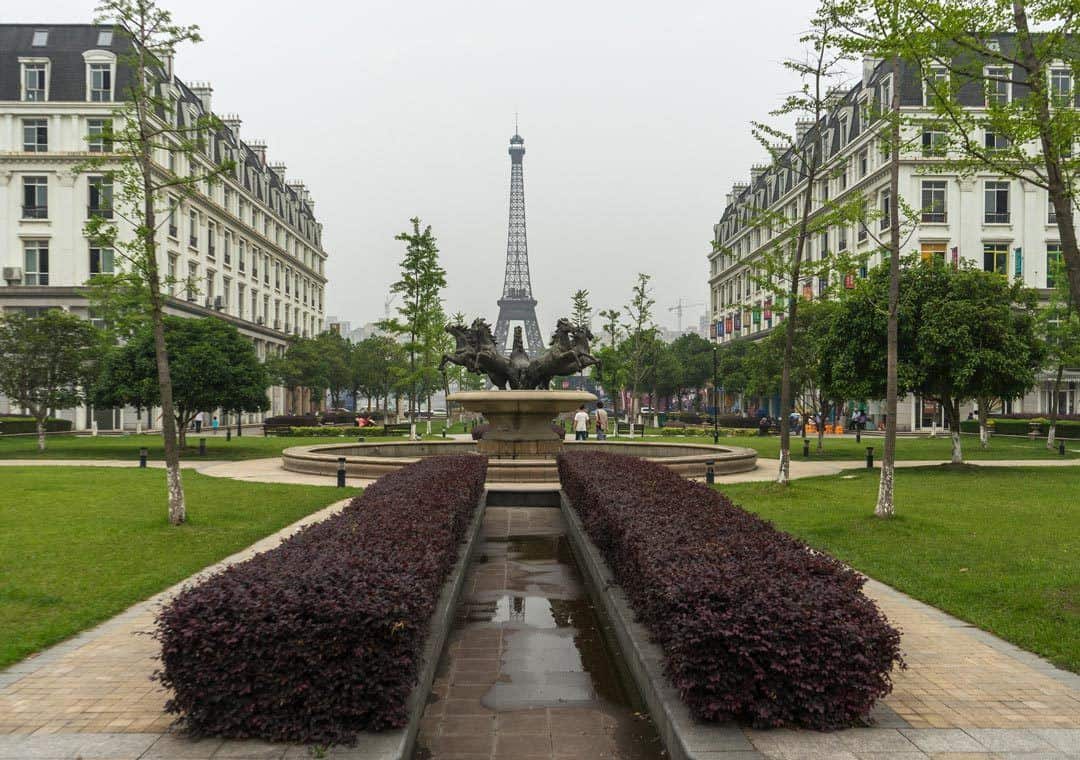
[947, 398, 963, 465]
[1048, 364, 1064, 449]
[36, 417, 46, 452]
[1013, 1, 1080, 313]
[816, 400, 827, 452]
[977, 401, 990, 449]
[876, 54, 902, 519]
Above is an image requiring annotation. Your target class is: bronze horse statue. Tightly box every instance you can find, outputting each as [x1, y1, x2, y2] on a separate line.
[440, 317, 599, 390]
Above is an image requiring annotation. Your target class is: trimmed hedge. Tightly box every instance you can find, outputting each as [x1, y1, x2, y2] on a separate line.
[558, 451, 903, 729]
[0, 416, 73, 434]
[960, 418, 1080, 437]
[156, 455, 487, 743]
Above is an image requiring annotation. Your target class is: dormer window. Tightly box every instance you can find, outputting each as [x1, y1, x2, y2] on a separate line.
[1050, 67, 1073, 106]
[20, 60, 48, 101]
[986, 66, 1011, 106]
[32, 30, 48, 47]
[924, 66, 949, 107]
[97, 29, 113, 46]
[83, 51, 116, 102]
[879, 75, 893, 113]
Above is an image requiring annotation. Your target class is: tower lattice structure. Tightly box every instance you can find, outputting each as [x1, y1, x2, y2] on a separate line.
[494, 132, 544, 357]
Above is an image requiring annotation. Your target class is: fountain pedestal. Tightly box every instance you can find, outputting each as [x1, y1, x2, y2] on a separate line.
[448, 390, 596, 459]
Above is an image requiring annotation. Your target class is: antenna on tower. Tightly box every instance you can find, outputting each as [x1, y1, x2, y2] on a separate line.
[514, 109, 519, 135]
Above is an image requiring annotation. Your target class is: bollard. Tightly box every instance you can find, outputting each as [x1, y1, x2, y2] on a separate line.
[1060, 440, 1067, 456]
[357, 436, 365, 443]
[139, 447, 148, 468]
[803, 438, 810, 458]
[337, 456, 347, 488]
[226, 428, 231, 442]
[866, 446, 874, 469]
[705, 459, 715, 485]
[199, 437, 206, 456]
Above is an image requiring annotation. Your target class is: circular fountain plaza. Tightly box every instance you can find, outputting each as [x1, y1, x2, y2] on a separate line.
[282, 390, 758, 484]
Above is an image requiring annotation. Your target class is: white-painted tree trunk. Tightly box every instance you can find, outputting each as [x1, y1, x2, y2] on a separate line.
[166, 464, 185, 525]
[777, 447, 790, 485]
[1047, 425, 1057, 450]
[36, 420, 46, 452]
[950, 431, 963, 464]
[875, 461, 894, 518]
[979, 424, 989, 448]
[929, 418, 937, 438]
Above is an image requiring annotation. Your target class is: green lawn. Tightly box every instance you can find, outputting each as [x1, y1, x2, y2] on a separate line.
[717, 466, 1080, 672]
[650, 431, 1080, 460]
[0, 467, 356, 669]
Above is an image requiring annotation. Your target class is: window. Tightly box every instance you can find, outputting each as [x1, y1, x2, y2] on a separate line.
[224, 230, 232, 266]
[920, 242, 947, 266]
[22, 118, 47, 152]
[207, 221, 217, 259]
[32, 30, 49, 46]
[921, 180, 947, 223]
[922, 128, 946, 156]
[168, 198, 178, 238]
[984, 129, 1009, 151]
[275, 261, 281, 290]
[237, 283, 245, 318]
[97, 29, 113, 46]
[879, 189, 892, 230]
[22, 176, 48, 219]
[880, 75, 892, 112]
[1049, 195, 1059, 225]
[983, 243, 1009, 274]
[1050, 68, 1073, 106]
[187, 262, 199, 299]
[88, 176, 112, 219]
[24, 241, 49, 285]
[285, 267, 292, 295]
[838, 224, 848, 251]
[986, 66, 1011, 106]
[89, 246, 114, 275]
[839, 164, 848, 191]
[237, 238, 245, 272]
[858, 150, 868, 178]
[222, 277, 231, 309]
[167, 255, 177, 295]
[984, 181, 1010, 223]
[1047, 243, 1063, 288]
[89, 63, 112, 101]
[189, 210, 198, 248]
[87, 118, 112, 152]
[22, 62, 47, 101]
[924, 66, 949, 107]
[252, 290, 259, 320]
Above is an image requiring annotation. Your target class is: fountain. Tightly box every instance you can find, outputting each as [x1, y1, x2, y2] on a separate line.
[281, 317, 757, 483]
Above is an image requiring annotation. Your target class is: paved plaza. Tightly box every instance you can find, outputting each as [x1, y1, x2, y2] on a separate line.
[1, 459, 1078, 758]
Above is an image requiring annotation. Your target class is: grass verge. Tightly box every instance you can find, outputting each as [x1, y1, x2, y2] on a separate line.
[0, 466, 356, 669]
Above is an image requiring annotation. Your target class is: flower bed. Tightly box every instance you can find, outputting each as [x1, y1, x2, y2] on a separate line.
[156, 455, 487, 744]
[558, 450, 903, 729]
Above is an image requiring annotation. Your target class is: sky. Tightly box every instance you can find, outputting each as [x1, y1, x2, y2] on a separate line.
[19, 0, 837, 334]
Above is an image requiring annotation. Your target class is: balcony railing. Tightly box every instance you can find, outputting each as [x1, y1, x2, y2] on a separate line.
[88, 205, 113, 220]
[22, 205, 48, 219]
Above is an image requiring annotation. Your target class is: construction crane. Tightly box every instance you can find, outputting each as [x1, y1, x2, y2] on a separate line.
[668, 298, 705, 333]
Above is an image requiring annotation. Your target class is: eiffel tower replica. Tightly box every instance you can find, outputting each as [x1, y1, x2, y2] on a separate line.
[494, 129, 544, 357]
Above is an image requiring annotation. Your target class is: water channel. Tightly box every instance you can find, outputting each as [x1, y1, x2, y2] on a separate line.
[414, 501, 665, 760]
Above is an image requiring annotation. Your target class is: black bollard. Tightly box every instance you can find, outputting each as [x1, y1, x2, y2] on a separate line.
[337, 456, 346, 488]
[1060, 440, 1066, 456]
[139, 447, 148, 468]
[866, 446, 874, 469]
[199, 437, 206, 456]
[705, 460, 715, 485]
[226, 428, 231, 442]
[803, 438, 810, 458]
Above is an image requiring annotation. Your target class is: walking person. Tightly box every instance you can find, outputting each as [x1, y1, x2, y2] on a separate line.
[194, 410, 204, 434]
[211, 415, 220, 434]
[573, 405, 589, 441]
[595, 401, 608, 441]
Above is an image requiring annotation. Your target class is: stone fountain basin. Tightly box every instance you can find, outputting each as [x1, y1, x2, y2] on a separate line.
[282, 439, 758, 483]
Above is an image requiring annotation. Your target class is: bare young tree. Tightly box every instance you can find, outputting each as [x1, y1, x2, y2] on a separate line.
[83, 0, 234, 524]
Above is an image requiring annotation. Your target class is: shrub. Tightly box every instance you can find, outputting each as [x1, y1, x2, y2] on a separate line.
[156, 455, 488, 744]
[558, 451, 903, 730]
[0, 416, 73, 434]
[263, 414, 318, 427]
[960, 418, 1080, 437]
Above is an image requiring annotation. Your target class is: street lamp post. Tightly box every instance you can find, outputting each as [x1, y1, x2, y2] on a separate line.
[712, 344, 719, 445]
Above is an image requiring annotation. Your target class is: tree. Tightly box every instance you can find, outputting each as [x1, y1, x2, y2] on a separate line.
[825, 0, 925, 517]
[908, 0, 1080, 311]
[94, 317, 269, 448]
[82, 0, 234, 524]
[349, 334, 408, 414]
[266, 336, 328, 414]
[315, 331, 352, 409]
[571, 289, 593, 332]
[1041, 259, 1080, 448]
[378, 218, 447, 439]
[717, 338, 756, 414]
[669, 333, 714, 411]
[0, 311, 102, 451]
[622, 273, 657, 433]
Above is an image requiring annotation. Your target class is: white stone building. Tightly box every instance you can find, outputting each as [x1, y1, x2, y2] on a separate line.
[708, 52, 1078, 430]
[0, 24, 330, 430]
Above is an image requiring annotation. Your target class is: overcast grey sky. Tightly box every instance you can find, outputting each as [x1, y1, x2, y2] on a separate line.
[22, 0, 834, 332]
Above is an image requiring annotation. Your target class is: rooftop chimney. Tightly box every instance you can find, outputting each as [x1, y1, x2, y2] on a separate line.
[269, 162, 287, 183]
[795, 119, 814, 144]
[750, 164, 768, 184]
[189, 81, 212, 113]
[221, 113, 241, 141]
[248, 140, 267, 166]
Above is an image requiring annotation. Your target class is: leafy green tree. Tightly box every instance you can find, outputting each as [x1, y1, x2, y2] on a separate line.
[669, 333, 714, 411]
[82, 0, 234, 524]
[1041, 260, 1080, 448]
[94, 317, 269, 448]
[716, 338, 756, 414]
[349, 334, 408, 414]
[571, 289, 593, 332]
[378, 218, 447, 438]
[266, 337, 327, 414]
[314, 331, 352, 409]
[622, 273, 657, 432]
[0, 311, 103, 451]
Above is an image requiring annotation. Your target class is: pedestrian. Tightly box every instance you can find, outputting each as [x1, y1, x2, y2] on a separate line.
[211, 415, 219, 433]
[758, 416, 769, 436]
[194, 410, 203, 433]
[573, 405, 589, 441]
[595, 401, 608, 441]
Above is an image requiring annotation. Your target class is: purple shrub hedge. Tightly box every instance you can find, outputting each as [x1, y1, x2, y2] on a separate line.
[156, 455, 487, 744]
[558, 451, 903, 730]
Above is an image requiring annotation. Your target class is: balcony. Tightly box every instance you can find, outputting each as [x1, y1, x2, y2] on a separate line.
[22, 205, 48, 220]
[88, 205, 113, 220]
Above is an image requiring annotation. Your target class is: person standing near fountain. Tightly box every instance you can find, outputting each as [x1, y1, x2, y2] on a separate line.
[574, 405, 590, 441]
[595, 401, 608, 440]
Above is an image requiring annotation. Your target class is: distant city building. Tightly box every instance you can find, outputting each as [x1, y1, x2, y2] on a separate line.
[0, 24, 330, 428]
[708, 48, 1077, 427]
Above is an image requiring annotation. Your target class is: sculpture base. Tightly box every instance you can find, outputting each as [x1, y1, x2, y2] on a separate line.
[448, 390, 597, 460]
